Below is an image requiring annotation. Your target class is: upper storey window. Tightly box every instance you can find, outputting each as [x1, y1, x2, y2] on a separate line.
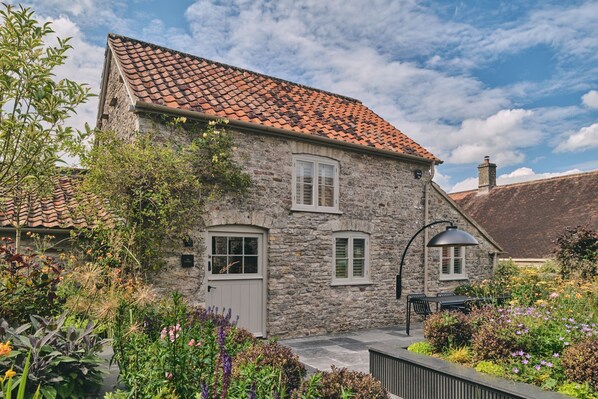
[292, 155, 339, 213]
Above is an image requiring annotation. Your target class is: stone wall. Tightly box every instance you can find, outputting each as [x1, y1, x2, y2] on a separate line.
[98, 52, 138, 136]
[135, 116, 500, 338]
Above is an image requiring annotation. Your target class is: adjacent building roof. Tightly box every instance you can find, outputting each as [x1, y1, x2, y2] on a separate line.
[0, 173, 111, 230]
[104, 34, 439, 163]
[450, 171, 598, 259]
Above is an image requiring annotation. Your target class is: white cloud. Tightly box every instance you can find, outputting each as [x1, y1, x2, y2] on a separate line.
[554, 123, 598, 153]
[41, 16, 104, 131]
[449, 167, 585, 192]
[445, 109, 538, 165]
[450, 177, 478, 193]
[582, 90, 598, 108]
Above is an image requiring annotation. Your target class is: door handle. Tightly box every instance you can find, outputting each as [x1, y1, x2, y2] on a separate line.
[208, 285, 216, 292]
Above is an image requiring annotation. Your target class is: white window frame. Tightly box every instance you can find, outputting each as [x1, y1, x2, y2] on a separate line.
[439, 246, 467, 281]
[331, 232, 371, 285]
[291, 154, 340, 213]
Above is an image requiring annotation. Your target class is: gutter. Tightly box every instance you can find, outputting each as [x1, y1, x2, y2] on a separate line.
[130, 101, 442, 166]
[0, 227, 73, 235]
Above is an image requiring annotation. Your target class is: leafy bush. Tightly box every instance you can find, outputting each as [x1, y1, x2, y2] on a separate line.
[0, 238, 65, 324]
[0, 315, 105, 399]
[444, 346, 472, 364]
[407, 341, 434, 355]
[424, 311, 471, 351]
[471, 318, 521, 361]
[475, 361, 507, 377]
[234, 340, 306, 394]
[557, 382, 598, 399]
[554, 225, 598, 279]
[562, 338, 598, 391]
[293, 366, 388, 399]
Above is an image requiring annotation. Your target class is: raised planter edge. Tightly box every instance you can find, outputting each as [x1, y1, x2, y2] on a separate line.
[369, 343, 570, 399]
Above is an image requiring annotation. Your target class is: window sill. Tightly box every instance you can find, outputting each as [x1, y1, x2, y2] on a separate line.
[291, 206, 343, 215]
[330, 280, 373, 287]
[439, 275, 469, 282]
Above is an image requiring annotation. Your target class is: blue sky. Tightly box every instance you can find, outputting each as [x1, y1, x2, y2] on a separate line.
[10, 0, 598, 192]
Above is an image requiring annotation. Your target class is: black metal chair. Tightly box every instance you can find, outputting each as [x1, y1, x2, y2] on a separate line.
[406, 293, 433, 335]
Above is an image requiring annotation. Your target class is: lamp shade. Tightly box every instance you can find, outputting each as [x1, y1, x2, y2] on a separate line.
[426, 225, 479, 247]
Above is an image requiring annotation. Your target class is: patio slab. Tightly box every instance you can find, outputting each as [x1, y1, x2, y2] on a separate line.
[280, 323, 425, 374]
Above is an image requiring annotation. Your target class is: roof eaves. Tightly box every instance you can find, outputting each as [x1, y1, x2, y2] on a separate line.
[131, 100, 441, 165]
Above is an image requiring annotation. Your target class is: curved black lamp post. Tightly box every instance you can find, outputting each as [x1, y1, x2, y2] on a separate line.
[396, 220, 479, 299]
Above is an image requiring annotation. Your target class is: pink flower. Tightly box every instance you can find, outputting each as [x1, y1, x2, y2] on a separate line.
[512, 367, 519, 374]
[160, 328, 167, 340]
[188, 339, 195, 346]
[165, 372, 173, 380]
[549, 292, 559, 299]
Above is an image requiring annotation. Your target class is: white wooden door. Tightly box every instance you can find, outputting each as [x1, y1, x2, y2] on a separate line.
[206, 228, 266, 337]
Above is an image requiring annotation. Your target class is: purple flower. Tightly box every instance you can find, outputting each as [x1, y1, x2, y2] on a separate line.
[217, 325, 226, 348]
[513, 367, 519, 374]
[553, 353, 560, 358]
[249, 383, 256, 399]
[541, 360, 546, 365]
[201, 381, 209, 399]
[522, 359, 529, 365]
[547, 362, 553, 368]
[535, 365, 541, 371]
[564, 341, 570, 346]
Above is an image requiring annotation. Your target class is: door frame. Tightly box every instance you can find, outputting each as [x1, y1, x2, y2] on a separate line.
[205, 225, 268, 337]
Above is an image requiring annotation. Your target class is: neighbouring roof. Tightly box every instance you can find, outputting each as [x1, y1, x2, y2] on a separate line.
[0, 173, 111, 230]
[449, 171, 598, 259]
[105, 34, 439, 163]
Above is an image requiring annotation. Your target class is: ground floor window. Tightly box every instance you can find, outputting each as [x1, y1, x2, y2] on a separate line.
[333, 232, 369, 283]
[440, 245, 466, 279]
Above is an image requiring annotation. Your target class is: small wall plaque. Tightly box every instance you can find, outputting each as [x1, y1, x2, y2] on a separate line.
[181, 254, 194, 268]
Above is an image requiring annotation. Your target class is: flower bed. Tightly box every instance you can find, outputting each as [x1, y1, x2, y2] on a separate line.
[108, 293, 390, 398]
[406, 265, 598, 399]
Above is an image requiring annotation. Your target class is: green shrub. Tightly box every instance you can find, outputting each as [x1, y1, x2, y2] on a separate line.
[444, 346, 472, 364]
[407, 341, 434, 355]
[0, 238, 65, 324]
[557, 382, 598, 399]
[0, 314, 104, 398]
[562, 338, 598, 391]
[293, 366, 388, 399]
[234, 340, 305, 394]
[471, 319, 521, 361]
[424, 311, 472, 351]
[554, 225, 598, 279]
[475, 361, 507, 377]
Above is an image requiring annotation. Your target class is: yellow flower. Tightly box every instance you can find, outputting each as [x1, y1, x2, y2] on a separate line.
[0, 341, 11, 357]
[4, 369, 16, 379]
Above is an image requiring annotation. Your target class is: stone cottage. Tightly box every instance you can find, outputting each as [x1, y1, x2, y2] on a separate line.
[96, 34, 502, 338]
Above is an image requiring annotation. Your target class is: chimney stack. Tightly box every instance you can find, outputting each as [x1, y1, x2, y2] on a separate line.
[478, 156, 496, 193]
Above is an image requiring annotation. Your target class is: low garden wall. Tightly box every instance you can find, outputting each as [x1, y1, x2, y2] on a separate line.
[369, 343, 569, 399]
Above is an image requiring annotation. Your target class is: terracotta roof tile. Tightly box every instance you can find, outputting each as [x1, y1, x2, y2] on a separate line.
[0, 173, 112, 230]
[108, 34, 439, 162]
[449, 171, 598, 259]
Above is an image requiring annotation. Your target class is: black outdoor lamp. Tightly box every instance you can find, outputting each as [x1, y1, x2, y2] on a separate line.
[396, 220, 479, 299]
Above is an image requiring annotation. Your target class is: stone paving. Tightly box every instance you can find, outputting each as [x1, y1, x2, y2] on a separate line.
[280, 323, 425, 374]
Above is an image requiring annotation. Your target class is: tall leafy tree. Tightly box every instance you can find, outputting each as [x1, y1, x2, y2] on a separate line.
[0, 4, 90, 249]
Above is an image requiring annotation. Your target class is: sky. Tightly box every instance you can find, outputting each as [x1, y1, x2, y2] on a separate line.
[7, 0, 598, 192]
